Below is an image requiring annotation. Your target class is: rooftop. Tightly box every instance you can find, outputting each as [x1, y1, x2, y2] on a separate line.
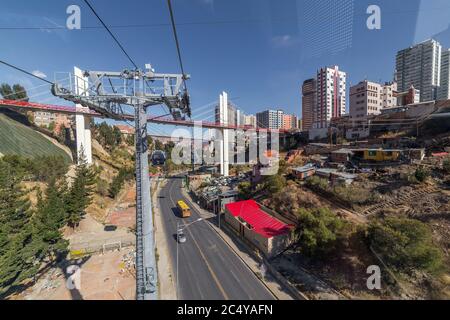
[292, 164, 316, 173]
[225, 200, 293, 238]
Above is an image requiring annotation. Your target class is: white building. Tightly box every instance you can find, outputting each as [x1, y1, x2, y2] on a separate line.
[244, 114, 257, 128]
[438, 49, 450, 100]
[382, 81, 398, 108]
[349, 80, 397, 120]
[256, 109, 284, 129]
[215, 102, 237, 126]
[308, 66, 347, 140]
[349, 81, 382, 120]
[396, 39, 442, 102]
[313, 66, 347, 129]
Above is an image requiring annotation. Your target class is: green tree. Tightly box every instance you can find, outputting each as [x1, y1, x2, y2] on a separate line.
[0, 83, 28, 101]
[47, 121, 56, 132]
[109, 167, 134, 199]
[164, 141, 175, 158]
[31, 179, 68, 261]
[0, 159, 36, 296]
[65, 153, 96, 228]
[155, 140, 164, 151]
[0, 159, 31, 235]
[112, 126, 122, 146]
[442, 158, 450, 174]
[238, 182, 252, 200]
[414, 167, 430, 183]
[367, 217, 442, 272]
[278, 159, 288, 175]
[95, 122, 123, 151]
[305, 175, 329, 191]
[294, 207, 347, 257]
[0, 157, 69, 297]
[262, 174, 286, 194]
[127, 134, 135, 146]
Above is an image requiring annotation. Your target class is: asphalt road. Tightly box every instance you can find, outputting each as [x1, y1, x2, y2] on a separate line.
[158, 176, 275, 300]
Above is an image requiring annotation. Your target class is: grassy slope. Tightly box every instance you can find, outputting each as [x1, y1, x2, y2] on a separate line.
[0, 113, 71, 161]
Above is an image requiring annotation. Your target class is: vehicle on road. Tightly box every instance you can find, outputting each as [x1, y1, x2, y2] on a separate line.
[151, 150, 166, 166]
[177, 200, 191, 218]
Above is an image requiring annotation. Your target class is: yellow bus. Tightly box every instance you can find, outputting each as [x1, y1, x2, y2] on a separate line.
[177, 200, 191, 218]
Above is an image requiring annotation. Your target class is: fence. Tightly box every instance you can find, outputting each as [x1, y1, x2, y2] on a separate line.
[69, 236, 135, 258]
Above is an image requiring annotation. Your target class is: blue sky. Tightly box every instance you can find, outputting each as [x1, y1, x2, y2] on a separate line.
[1, 0, 450, 134]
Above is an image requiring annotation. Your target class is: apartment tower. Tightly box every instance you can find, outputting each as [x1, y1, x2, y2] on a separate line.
[396, 39, 442, 102]
[313, 66, 347, 129]
[301, 78, 316, 131]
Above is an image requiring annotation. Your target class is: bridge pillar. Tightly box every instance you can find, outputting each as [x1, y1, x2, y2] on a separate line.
[219, 92, 229, 177]
[74, 66, 93, 164]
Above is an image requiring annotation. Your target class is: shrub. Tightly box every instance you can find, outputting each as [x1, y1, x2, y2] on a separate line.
[414, 167, 430, 183]
[262, 175, 286, 194]
[367, 217, 443, 273]
[294, 207, 347, 257]
[270, 182, 321, 215]
[332, 185, 377, 206]
[305, 176, 329, 191]
[109, 167, 134, 198]
[237, 182, 252, 200]
[443, 158, 450, 174]
[96, 178, 109, 197]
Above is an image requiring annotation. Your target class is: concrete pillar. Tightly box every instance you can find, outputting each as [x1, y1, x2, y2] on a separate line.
[220, 91, 229, 177]
[74, 66, 93, 164]
[219, 94, 224, 175]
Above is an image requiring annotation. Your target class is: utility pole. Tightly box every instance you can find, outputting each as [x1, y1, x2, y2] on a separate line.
[52, 66, 190, 300]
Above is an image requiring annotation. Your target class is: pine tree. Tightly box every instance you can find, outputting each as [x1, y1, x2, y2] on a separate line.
[31, 179, 69, 261]
[66, 151, 96, 228]
[0, 160, 31, 236]
[0, 83, 28, 101]
[0, 159, 36, 296]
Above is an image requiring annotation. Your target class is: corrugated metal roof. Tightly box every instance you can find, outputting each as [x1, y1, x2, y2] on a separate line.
[225, 200, 293, 238]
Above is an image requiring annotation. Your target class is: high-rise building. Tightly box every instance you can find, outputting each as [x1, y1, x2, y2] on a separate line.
[438, 49, 450, 100]
[292, 115, 299, 129]
[396, 39, 442, 102]
[282, 114, 298, 130]
[256, 109, 284, 129]
[236, 109, 246, 126]
[313, 66, 347, 129]
[301, 78, 316, 131]
[215, 102, 237, 126]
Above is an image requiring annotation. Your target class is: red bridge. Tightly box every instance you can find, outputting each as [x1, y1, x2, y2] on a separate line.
[0, 99, 289, 133]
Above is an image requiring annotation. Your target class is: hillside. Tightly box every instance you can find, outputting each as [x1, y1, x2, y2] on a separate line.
[0, 112, 71, 161]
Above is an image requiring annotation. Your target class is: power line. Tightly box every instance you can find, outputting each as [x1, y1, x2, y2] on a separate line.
[3, 4, 450, 31]
[167, 0, 188, 89]
[0, 60, 53, 84]
[83, 0, 138, 69]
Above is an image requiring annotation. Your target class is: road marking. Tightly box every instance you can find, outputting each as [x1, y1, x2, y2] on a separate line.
[181, 186, 274, 300]
[167, 178, 229, 300]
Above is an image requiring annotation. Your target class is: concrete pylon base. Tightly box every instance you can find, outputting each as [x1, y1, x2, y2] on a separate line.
[74, 66, 93, 165]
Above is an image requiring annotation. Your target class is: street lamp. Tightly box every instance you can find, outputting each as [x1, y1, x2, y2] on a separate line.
[176, 217, 204, 299]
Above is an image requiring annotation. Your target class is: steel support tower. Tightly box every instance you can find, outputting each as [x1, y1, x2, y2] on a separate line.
[52, 66, 190, 300]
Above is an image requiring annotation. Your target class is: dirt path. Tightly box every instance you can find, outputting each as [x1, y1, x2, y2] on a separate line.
[18, 248, 135, 300]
